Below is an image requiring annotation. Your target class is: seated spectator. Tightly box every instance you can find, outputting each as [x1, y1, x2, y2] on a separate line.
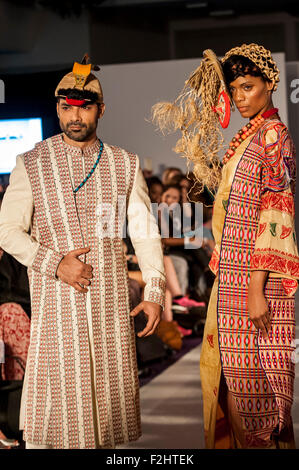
[0, 191, 30, 448]
[146, 176, 163, 204]
[159, 183, 211, 302]
[123, 237, 200, 337]
[161, 167, 183, 186]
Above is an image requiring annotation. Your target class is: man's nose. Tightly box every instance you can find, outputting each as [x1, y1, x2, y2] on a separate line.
[70, 106, 82, 120]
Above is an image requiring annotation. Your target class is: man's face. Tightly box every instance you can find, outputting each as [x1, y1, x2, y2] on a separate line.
[57, 99, 105, 142]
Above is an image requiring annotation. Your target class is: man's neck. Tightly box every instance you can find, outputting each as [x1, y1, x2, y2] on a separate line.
[62, 133, 98, 149]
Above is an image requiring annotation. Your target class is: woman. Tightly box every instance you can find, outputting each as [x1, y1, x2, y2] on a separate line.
[153, 43, 299, 449]
[159, 183, 211, 302]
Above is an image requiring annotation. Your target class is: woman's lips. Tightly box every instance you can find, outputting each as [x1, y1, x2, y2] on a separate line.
[238, 106, 249, 112]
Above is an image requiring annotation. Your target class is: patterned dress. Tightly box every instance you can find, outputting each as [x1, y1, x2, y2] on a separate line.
[0, 134, 166, 448]
[200, 119, 299, 448]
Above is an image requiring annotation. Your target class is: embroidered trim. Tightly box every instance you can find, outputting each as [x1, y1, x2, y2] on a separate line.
[148, 291, 165, 307]
[251, 248, 299, 278]
[269, 222, 277, 237]
[260, 191, 294, 216]
[31, 245, 64, 280]
[280, 226, 293, 239]
[257, 222, 267, 237]
[281, 278, 298, 297]
[146, 277, 166, 308]
[259, 123, 295, 193]
[222, 199, 228, 212]
[207, 334, 214, 348]
[209, 248, 219, 275]
[151, 277, 166, 291]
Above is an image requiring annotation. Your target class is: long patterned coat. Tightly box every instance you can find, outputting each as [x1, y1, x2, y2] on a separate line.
[200, 119, 299, 448]
[0, 134, 166, 448]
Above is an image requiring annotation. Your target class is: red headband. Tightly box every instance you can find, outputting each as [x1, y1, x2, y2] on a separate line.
[65, 97, 87, 106]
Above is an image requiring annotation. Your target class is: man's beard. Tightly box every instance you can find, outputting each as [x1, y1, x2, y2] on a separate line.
[60, 120, 96, 142]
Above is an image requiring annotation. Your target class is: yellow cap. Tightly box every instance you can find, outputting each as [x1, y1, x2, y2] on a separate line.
[55, 61, 103, 103]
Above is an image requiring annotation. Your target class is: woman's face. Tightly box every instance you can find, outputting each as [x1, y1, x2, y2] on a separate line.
[149, 183, 163, 204]
[161, 187, 181, 206]
[179, 178, 190, 201]
[229, 74, 273, 119]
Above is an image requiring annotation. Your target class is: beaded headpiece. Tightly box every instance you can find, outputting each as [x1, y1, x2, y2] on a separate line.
[221, 43, 280, 91]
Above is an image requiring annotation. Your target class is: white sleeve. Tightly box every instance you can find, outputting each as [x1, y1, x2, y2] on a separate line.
[0, 155, 63, 279]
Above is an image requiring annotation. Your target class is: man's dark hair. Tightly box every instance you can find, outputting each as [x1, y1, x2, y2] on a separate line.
[222, 55, 272, 88]
[56, 88, 98, 104]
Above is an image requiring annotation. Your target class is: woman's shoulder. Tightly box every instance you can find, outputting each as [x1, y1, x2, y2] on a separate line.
[255, 119, 296, 193]
[257, 119, 292, 148]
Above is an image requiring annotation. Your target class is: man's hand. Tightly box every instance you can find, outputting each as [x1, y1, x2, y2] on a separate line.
[56, 247, 93, 293]
[130, 301, 162, 337]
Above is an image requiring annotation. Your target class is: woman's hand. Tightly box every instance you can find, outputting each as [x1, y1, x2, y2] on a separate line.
[247, 291, 271, 340]
[248, 271, 270, 340]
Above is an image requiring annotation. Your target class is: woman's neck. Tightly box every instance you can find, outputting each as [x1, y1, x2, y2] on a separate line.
[250, 101, 278, 121]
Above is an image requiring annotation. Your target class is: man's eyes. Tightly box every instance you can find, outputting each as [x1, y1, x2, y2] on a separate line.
[61, 105, 91, 110]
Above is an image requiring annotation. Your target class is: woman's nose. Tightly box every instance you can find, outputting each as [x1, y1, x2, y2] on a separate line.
[234, 89, 245, 103]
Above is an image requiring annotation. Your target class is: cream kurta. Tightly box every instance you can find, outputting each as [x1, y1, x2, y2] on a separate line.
[0, 134, 166, 448]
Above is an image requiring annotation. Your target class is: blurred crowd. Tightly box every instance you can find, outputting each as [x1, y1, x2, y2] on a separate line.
[124, 166, 215, 352]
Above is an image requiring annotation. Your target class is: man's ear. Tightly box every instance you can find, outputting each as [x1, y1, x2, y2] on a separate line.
[98, 103, 105, 119]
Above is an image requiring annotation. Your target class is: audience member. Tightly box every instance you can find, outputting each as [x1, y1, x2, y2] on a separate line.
[161, 167, 182, 186]
[145, 176, 163, 204]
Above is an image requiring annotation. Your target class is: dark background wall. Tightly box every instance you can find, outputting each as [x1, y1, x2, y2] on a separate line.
[0, 0, 299, 178]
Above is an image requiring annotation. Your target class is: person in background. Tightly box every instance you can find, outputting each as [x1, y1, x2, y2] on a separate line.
[159, 183, 210, 302]
[161, 167, 183, 186]
[145, 176, 163, 204]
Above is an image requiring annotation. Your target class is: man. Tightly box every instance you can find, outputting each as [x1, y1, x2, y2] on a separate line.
[0, 59, 166, 449]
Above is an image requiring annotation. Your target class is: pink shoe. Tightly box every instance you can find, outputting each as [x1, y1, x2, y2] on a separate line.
[176, 324, 193, 337]
[173, 296, 206, 308]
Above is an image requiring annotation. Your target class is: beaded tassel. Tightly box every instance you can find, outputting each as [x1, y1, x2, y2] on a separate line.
[74, 140, 103, 194]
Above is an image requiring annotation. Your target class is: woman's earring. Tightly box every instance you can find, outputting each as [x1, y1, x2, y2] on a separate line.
[212, 89, 231, 128]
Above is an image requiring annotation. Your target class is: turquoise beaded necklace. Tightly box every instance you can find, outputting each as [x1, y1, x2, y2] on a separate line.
[73, 140, 103, 194]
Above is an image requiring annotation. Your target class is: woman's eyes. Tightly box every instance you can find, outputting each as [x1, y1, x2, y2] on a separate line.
[230, 85, 252, 93]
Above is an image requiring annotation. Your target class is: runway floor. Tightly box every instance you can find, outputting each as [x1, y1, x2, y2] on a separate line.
[121, 292, 299, 449]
